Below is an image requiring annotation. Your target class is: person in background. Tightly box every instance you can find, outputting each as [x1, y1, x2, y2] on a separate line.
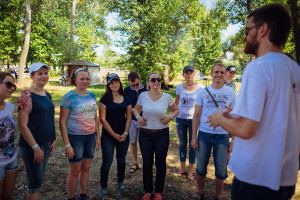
[98, 73, 132, 200]
[18, 63, 57, 200]
[132, 72, 179, 200]
[223, 66, 237, 92]
[174, 66, 204, 180]
[124, 72, 147, 173]
[207, 4, 300, 200]
[0, 72, 18, 199]
[60, 68, 100, 200]
[191, 63, 236, 200]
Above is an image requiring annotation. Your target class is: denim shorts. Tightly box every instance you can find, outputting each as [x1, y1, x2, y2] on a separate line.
[68, 133, 96, 163]
[0, 154, 18, 180]
[196, 131, 229, 180]
[19, 142, 51, 194]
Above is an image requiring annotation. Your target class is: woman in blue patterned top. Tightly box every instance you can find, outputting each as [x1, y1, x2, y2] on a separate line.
[0, 72, 17, 199]
[60, 68, 100, 200]
[18, 63, 57, 200]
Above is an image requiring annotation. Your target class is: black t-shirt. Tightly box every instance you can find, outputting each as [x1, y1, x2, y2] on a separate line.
[100, 96, 131, 137]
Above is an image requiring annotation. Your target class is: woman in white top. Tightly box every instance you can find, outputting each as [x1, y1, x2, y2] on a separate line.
[0, 72, 17, 199]
[132, 72, 179, 200]
[174, 66, 204, 180]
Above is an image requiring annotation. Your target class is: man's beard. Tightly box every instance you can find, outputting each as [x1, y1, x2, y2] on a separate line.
[244, 33, 259, 56]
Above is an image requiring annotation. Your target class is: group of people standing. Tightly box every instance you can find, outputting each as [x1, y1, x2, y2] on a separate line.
[0, 3, 300, 200]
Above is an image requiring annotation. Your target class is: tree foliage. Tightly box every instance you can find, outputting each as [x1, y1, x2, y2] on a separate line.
[110, 0, 230, 85]
[227, 0, 299, 65]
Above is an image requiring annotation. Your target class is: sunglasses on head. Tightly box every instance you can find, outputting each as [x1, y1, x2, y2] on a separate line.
[150, 78, 161, 83]
[0, 81, 17, 90]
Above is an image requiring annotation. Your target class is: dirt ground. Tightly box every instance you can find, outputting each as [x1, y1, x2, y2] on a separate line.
[12, 123, 300, 200]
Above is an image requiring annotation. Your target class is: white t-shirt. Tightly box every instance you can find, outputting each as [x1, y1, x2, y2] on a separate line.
[176, 83, 204, 119]
[0, 102, 17, 165]
[137, 92, 175, 129]
[196, 84, 236, 134]
[229, 52, 300, 190]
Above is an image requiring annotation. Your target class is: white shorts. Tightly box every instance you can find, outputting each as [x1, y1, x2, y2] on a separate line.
[129, 120, 140, 144]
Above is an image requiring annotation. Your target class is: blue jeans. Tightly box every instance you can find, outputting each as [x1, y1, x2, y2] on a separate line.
[68, 133, 96, 163]
[196, 131, 229, 180]
[100, 135, 129, 188]
[19, 142, 51, 193]
[232, 177, 295, 200]
[176, 118, 196, 164]
[139, 128, 169, 193]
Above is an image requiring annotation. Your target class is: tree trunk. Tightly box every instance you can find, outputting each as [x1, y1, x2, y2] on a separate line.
[288, 0, 300, 65]
[18, 0, 31, 87]
[69, 0, 76, 61]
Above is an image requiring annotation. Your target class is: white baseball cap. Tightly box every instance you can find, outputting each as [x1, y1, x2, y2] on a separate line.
[29, 62, 50, 74]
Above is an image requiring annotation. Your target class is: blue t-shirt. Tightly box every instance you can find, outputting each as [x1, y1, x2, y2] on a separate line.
[60, 90, 97, 135]
[100, 96, 131, 137]
[18, 90, 56, 147]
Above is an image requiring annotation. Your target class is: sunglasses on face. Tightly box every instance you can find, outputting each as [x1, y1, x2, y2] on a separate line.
[0, 81, 17, 90]
[150, 78, 161, 83]
[130, 82, 140, 87]
[245, 24, 262, 36]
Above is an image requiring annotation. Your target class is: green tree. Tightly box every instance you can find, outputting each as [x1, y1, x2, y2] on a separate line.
[227, 0, 299, 65]
[0, 0, 24, 68]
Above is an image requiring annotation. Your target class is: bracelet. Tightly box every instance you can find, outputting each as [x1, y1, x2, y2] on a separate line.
[170, 115, 174, 121]
[64, 144, 71, 148]
[124, 131, 128, 135]
[32, 144, 39, 149]
[136, 114, 140, 119]
[230, 140, 234, 143]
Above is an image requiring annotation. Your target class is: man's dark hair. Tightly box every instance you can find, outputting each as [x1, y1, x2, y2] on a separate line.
[128, 72, 140, 82]
[248, 3, 291, 48]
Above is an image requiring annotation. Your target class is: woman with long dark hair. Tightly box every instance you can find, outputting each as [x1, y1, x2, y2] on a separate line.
[0, 72, 17, 199]
[98, 73, 132, 199]
[132, 72, 179, 200]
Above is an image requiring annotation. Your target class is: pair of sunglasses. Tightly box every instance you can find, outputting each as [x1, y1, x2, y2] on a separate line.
[0, 81, 17, 90]
[150, 78, 161, 83]
[131, 82, 140, 87]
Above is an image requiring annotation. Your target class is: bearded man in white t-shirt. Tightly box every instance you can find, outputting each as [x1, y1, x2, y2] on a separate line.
[207, 4, 300, 200]
[190, 63, 236, 200]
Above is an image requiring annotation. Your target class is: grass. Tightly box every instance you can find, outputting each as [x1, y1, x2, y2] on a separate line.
[9, 78, 300, 200]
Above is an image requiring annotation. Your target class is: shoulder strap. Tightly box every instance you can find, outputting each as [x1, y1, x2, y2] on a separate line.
[205, 87, 219, 108]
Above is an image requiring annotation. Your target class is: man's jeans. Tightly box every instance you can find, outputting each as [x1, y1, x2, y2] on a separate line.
[232, 177, 295, 200]
[196, 131, 229, 180]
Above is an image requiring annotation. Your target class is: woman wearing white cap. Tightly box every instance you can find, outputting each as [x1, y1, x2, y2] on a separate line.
[18, 63, 57, 200]
[60, 68, 100, 200]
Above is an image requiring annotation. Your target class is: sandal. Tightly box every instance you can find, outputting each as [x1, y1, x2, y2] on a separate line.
[100, 188, 109, 200]
[175, 171, 187, 177]
[188, 173, 195, 180]
[116, 183, 129, 194]
[129, 163, 140, 173]
[154, 193, 162, 200]
[189, 192, 205, 200]
[142, 193, 152, 200]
